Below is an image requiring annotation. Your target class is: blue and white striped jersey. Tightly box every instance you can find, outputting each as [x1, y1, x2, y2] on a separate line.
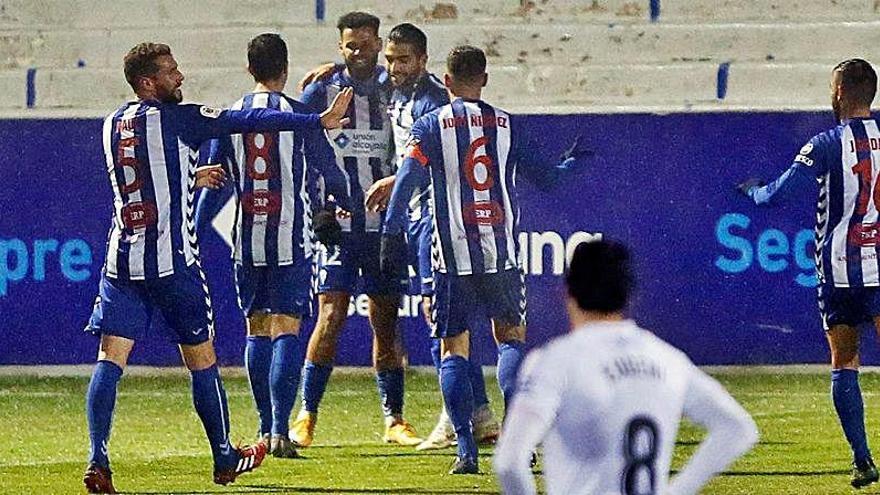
[384, 98, 580, 276]
[389, 73, 449, 221]
[750, 118, 880, 288]
[301, 67, 394, 233]
[101, 99, 321, 280]
[207, 91, 346, 267]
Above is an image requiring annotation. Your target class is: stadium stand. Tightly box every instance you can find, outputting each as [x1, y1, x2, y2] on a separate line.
[0, 0, 879, 113]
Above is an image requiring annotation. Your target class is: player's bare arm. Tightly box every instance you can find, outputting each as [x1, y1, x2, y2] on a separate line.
[297, 62, 338, 93]
[194, 164, 226, 189]
[365, 175, 396, 212]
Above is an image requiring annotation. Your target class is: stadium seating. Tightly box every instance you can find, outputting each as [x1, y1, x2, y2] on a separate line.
[0, 0, 878, 113]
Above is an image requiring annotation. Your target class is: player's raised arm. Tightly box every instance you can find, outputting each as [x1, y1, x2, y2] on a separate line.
[737, 135, 826, 205]
[668, 366, 759, 495]
[517, 130, 594, 191]
[296, 62, 342, 93]
[184, 88, 354, 142]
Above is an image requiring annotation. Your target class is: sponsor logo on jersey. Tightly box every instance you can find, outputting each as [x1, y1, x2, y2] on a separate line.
[848, 222, 880, 247]
[463, 200, 505, 226]
[199, 106, 222, 119]
[241, 190, 282, 216]
[121, 201, 158, 231]
[794, 154, 814, 166]
[327, 129, 389, 158]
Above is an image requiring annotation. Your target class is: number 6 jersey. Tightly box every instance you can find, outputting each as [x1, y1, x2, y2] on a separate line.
[493, 320, 758, 495]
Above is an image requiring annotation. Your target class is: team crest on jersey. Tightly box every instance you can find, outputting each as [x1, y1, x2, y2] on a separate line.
[199, 106, 222, 119]
[799, 142, 813, 156]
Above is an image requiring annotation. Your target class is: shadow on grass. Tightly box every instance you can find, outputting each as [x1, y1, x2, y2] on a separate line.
[720, 469, 850, 477]
[676, 440, 796, 446]
[667, 468, 850, 477]
[246, 485, 500, 494]
[124, 486, 499, 495]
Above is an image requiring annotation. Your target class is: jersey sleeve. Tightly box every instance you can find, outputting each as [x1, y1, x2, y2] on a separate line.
[303, 126, 350, 210]
[667, 363, 759, 495]
[300, 82, 328, 113]
[194, 136, 236, 238]
[383, 133, 430, 235]
[176, 104, 321, 144]
[749, 134, 826, 205]
[493, 349, 565, 495]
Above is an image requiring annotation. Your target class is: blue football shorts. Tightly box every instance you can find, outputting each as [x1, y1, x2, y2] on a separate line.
[85, 263, 212, 345]
[236, 260, 312, 318]
[818, 282, 880, 330]
[316, 232, 407, 296]
[431, 268, 526, 338]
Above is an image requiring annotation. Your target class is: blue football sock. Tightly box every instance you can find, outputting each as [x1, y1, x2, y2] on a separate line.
[86, 360, 123, 468]
[301, 360, 333, 413]
[376, 367, 405, 418]
[469, 357, 489, 410]
[832, 369, 872, 466]
[441, 355, 477, 462]
[270, 334, 302, 437]
[497, 341, 525, 414]
[191, 365, 236, 469]
[430, 338, 442, 373]
[245, 335, 272, 436]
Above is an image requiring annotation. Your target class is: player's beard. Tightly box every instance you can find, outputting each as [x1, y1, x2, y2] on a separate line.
[158, 86, 183, 104]
[347, 54, 378, 80]
[391, 72, 417, 89]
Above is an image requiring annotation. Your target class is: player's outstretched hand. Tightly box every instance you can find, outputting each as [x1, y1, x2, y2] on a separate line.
[195, 164, 226, 189]
[379, 233, 407, 276]
[297, 62, 337, 93]
[313, 208, 343, 246]
[736, 178, 765, 197]
[561, 135, 595, 162]
[365, 175, 396, 212]
[320, 87, 353, 129]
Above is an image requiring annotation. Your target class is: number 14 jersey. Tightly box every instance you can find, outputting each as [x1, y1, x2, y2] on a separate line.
[750, 118, 880, 288]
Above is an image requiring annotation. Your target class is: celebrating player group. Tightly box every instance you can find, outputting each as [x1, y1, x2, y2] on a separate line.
[84, 7, 880, 495]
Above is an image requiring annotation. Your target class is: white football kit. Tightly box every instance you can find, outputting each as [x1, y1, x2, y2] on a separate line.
[493, 320, 758, 495]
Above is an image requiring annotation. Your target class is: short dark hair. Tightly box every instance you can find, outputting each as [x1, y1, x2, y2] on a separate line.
[565, 240, 632, 313]
[123, 42, 171, 92]
[446, 45, 486, 83]
[834, 58, 877, 107]
[388, 23, 427, 56]
[248, 33, 288, 82]
[337, 11, 380, 36]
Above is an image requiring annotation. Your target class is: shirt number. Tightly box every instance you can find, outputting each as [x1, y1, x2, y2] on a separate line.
[464, 136, 495, 191]
[245, 132, 276, 180]
[621, 416, 659, 495]
[852, 157, 880, 216]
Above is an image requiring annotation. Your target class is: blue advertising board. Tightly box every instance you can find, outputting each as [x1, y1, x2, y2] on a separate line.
[0, 111, 857, 365]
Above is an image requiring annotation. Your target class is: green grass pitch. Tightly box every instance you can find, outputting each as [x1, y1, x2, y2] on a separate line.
[0, 367, 876, 494]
